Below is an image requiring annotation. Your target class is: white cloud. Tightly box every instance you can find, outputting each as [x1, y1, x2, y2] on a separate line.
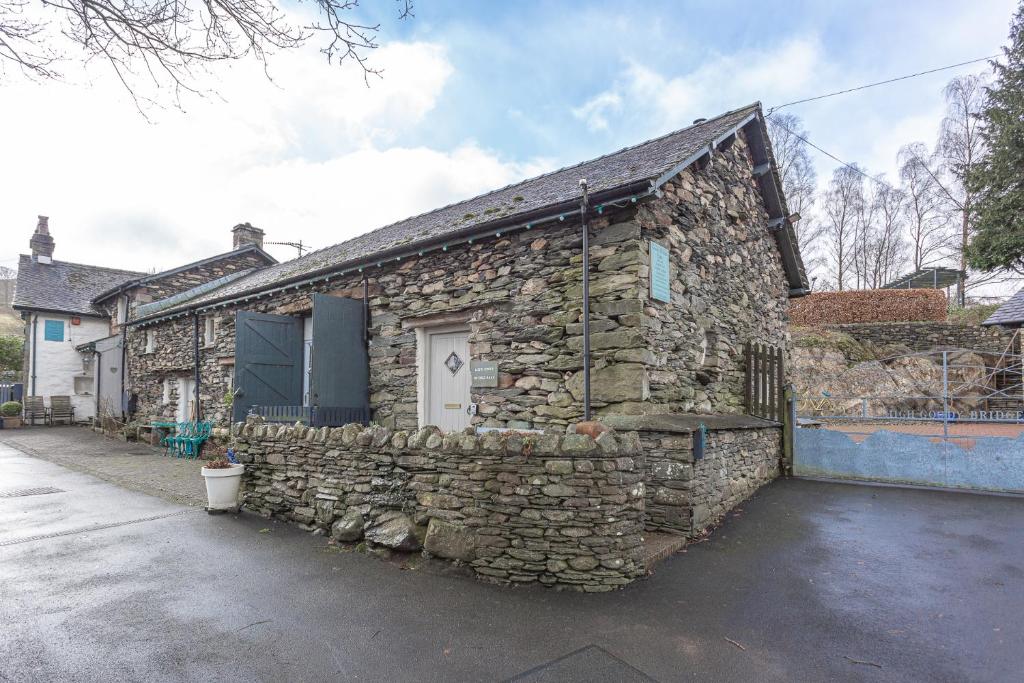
[572, 91, 622, 132]
[0, 41, 548, 271]
[576, 38, 826, 137]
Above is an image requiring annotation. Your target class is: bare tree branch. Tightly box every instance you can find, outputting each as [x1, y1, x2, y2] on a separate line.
[0, 0, 413, 105]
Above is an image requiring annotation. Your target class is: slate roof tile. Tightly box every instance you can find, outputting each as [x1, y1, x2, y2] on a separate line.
[13, 255, 144, 317]
[984, 288, 1024, 326]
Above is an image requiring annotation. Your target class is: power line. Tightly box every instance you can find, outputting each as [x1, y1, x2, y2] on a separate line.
[768, 116, 896, 190]
[766, 54, 998, 115]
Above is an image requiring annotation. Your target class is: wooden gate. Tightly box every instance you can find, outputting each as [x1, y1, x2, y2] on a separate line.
[745, 341, 785, 422]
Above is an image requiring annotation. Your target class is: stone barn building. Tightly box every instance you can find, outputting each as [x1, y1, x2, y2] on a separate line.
[122, 103, 808, 588]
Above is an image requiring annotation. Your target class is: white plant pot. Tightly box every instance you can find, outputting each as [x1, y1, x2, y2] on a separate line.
[201, 464, 245, 511]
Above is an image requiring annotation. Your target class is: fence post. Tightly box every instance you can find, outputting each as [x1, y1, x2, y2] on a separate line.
[783, 384, 795, 475]
[776, 346, 785, 423]
[942, 350, 949, 441]
[744, 342, 752, 414]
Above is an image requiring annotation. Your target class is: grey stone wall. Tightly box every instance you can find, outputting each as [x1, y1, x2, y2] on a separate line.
[832, 322, 1017, 353]
[641, 426, 782, 535]
[232, 421, 647, 591]
[638, 133, 789, 415]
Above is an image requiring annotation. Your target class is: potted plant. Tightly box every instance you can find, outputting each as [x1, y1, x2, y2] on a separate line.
[201, 449, 244, 513]
[1, 401, 22, 429]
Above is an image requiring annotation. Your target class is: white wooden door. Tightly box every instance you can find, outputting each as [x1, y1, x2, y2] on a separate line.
[426, 329, 471, 432]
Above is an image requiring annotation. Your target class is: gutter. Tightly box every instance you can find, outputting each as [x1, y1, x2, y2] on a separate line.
[30, 314, 37, 395]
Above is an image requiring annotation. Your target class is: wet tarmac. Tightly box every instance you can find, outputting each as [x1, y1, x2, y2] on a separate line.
[2, 437, 1023, 681]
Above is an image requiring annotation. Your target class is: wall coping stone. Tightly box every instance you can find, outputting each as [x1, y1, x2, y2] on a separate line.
[602, 413, 779, 434]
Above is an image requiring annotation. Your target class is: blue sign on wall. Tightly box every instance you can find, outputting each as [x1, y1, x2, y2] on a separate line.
[43, 319, 64, 342]
[650, 241, 671, 302]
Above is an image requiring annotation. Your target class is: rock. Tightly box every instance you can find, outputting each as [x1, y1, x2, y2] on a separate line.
[423, 519, 477, 561]
[331, 509, 364, 542]
[544, 460, 574, 475]
[566, 329, 642, 351]
[364, 511, 421, 551]
[574, 421, 609, 439]
[567, 363, 650, 403]
[568, 556, 600, 571]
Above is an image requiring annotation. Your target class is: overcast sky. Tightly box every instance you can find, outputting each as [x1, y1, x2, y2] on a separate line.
[1, 0, 1019, 285]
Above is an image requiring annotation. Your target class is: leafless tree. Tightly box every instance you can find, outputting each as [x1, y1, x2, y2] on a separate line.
[864, 180, 907, 288]
[898, 142, 953, 271]
[933, 74, 989, 304]
[0, 0, 412, 106]
[822, 165, 864, 291]
[766, 113, 825, 275]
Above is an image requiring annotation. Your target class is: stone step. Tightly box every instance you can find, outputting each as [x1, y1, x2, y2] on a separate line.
[640, 532, 688, 570]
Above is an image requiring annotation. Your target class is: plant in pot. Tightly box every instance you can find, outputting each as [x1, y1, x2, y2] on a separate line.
[201, 448, 244, 513]
[1, 401, 22, 429]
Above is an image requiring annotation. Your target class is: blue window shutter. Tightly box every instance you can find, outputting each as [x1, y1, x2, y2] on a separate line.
[43, 320, 64, 342]
[232, 311, 303, 423]
[310, 293, 368, 411]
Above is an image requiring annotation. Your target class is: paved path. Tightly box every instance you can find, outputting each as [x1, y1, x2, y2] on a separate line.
[2, 433, 1024, 681]
[0, 425, 207, 506]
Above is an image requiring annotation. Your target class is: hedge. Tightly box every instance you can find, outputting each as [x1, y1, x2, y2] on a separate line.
[789, 289, 948, 325]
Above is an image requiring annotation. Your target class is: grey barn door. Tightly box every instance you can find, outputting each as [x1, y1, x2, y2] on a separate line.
[233, 311, 303, 422]
[309, 293, 368, 410]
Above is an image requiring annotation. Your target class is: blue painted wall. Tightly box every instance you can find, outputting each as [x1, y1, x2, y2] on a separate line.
[795, 428, 1024, 494]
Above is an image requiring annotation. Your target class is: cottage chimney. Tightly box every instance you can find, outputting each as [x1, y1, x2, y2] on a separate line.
[30, 215, 55, 262]
[232, 223, 264, 251]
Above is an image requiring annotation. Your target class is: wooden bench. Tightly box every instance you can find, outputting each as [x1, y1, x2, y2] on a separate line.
[23, 396, 46, 425]
[48, 396, 75, 425]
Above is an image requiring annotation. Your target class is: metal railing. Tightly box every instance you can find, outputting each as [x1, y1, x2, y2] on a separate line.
[247, 404, 371, 427]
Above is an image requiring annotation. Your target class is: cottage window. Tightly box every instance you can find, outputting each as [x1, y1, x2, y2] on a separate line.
[204, 316, 216, 347]
[162, 379, 171, 405]
[43, 319, 64, 342]
[116, 296, 128, 325]
[145, 330, 156, 353]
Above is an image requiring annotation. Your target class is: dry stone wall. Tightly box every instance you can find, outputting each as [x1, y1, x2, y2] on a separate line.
[641, 426, 781, 535]
[637, 133, 789, 416]
[832, 322, 1017, 353]
[231, 420, 647, 591]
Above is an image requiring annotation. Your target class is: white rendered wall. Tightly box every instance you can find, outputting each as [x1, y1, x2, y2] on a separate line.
[27, 314, 111, 421]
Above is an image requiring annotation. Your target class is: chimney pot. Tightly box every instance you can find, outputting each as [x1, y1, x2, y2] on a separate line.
[30, 215, 55, 261]
[232, 222, 264, 251]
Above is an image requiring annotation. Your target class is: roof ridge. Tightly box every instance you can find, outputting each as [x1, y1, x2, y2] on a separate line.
[261, 102, 762, 267]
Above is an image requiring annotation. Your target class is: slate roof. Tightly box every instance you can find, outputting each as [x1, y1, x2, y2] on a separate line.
[138, 102, 804, 320]
[13, 255, 145, 317]
[983, 289, 1024, 327]
[91, 243, 277, 304]
[134, 269, 256, 318]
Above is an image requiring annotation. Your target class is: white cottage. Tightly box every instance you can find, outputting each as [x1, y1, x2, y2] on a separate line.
[12, 217, 143, 421]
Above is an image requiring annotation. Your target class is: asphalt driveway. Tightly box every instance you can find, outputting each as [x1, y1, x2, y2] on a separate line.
[1, 431, 1023, 682]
